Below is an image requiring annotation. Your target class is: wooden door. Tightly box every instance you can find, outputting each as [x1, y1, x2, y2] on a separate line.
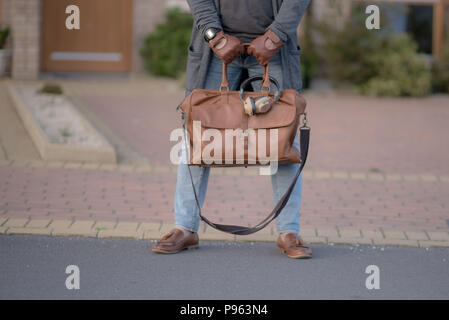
[41, 0, 133, 72]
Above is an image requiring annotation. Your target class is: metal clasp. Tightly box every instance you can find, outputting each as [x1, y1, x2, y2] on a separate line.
[301, 112, 309, 129]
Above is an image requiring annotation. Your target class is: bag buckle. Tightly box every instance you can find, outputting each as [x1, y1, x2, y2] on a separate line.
[301, 112, 309, 129]
[176, 103, 186, 126]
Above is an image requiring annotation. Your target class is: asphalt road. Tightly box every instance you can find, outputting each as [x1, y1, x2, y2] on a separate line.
[1, 235, 448, 299]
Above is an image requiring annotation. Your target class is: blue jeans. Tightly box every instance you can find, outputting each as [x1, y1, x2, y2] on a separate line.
[174, 52, 303, 234]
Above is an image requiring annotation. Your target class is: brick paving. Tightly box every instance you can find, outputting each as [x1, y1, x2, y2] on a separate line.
[1, 161, 449, 246]
[1, 77, 449, 246]
[68, 79, 449, 174]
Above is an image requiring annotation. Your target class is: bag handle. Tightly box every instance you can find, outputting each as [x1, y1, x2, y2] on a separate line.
[239, 75, 281, 103]
[220, 43, 271, 92]
[182, 115, 310, 235]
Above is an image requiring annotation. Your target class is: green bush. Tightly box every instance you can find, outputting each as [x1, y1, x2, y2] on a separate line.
[317, 7, 379, 86]
[316, 4, 432, 97]
[0, 26, 9, 49]
[38, 82, 63, 95]
[140, 8, 193, 78]
[360, 34, 431, 97]
[432, 45, 449, 93]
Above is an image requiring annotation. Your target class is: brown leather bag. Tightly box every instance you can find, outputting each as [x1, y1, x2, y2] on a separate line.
[177, 59, 310, 235]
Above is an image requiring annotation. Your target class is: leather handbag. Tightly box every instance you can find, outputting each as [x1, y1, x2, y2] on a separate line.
[177, 59, 310, 235]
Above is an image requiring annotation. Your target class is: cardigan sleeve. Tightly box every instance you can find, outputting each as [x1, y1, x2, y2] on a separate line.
[267, 0, 311, 42]
[186, 0, 223, 39]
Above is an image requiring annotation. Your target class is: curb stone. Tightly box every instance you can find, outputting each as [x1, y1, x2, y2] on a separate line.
[1, 218, 448, 248]
[1, 160, 449, 183]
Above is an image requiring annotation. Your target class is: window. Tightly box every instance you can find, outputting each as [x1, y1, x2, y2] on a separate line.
[365, 0, 448, 56]
[378, 2, 434, 54]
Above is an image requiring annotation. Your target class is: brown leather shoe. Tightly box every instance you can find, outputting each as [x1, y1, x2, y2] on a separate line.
[277, 233, 312, 259]
[152, 228, 199, 254]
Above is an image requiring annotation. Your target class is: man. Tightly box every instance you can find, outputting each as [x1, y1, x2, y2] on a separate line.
[152, 0, 312, 259]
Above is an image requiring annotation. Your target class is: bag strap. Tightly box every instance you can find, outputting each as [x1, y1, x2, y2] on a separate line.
[181, 115, 310, 235]
[220, 57, 270, 92]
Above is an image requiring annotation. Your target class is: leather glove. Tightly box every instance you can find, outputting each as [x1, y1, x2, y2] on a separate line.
[209, 30, 244, 64]
[247, 29, 284, 66]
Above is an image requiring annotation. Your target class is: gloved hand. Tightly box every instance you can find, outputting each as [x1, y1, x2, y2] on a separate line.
[247, 29, 284, 66]
[209, 30, 244, 64]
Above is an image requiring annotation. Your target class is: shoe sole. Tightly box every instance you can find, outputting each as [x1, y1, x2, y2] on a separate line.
[152, 244, 199, 254]
[278, 247, 312, 259]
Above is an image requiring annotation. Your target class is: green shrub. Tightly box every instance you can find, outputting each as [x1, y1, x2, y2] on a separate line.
[140, 8, 193, 78]
[360, 34, 431, 97]
[0, 26, 10, 49]
[38, 82, 63, 95]
[317, 4, 380, 86]
[432, 45, 449, 93]
[361, 79, 401, 97]
[316, 4, 431, 97]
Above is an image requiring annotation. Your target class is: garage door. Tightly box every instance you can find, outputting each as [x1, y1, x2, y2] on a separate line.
[41, 0, 133, 72]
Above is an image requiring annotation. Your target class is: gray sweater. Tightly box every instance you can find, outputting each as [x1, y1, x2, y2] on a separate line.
[185, 0, 310, 96]
[219, 0, 274, 43]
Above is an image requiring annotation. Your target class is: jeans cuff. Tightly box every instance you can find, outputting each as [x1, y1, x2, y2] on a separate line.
[174, 223, 198, 233]
[277, 229, 299, 235]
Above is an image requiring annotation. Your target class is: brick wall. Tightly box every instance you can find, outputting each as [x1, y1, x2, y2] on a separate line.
[6, 0, 41, 80]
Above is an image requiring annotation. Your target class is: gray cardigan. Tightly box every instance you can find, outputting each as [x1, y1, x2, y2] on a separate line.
[184, 0, 310, 96]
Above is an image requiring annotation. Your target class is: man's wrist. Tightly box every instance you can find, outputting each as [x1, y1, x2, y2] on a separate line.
[266, 25, 287, 43]
[204, 27, 222, 43]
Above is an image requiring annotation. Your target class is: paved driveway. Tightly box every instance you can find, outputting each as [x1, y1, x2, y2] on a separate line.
[1, 78, 449, 246]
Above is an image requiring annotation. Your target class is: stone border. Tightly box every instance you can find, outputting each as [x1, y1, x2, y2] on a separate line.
[6, 81, 117, 164]
[1, 159, 448, 183]
[1, 218, 448, 248]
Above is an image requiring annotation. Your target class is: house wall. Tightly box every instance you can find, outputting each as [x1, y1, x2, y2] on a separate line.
[9, 1, 444, 78]
[0, 0, 169, 79]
